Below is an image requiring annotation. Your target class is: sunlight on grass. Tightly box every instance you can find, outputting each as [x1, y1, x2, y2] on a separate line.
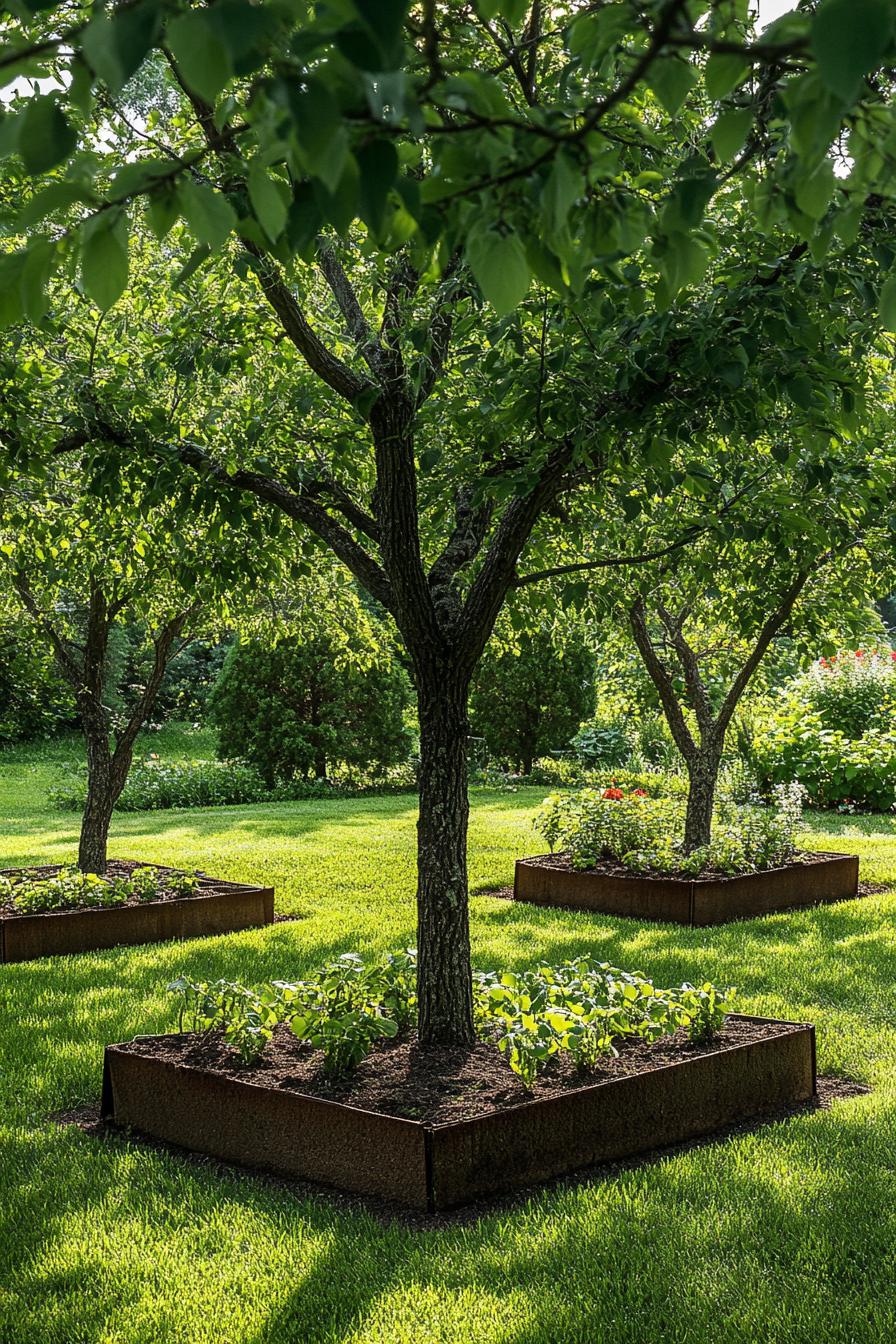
[1, 730, 895, 1343]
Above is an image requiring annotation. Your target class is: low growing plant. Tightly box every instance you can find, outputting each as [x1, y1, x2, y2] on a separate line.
[534, 783, 805, 877]
[3, 864, 202, 914]
[166, 951, 733, 1089]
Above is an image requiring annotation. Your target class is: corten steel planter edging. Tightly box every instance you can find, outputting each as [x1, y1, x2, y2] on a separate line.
[512, 851, 860, 926]
[100, 1014, 816, 1212]
[0, 869, 274, 963]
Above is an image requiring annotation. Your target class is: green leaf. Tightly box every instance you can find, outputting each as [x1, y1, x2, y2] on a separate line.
[180, 179, 237, 251]
[17, 180, 96, 227]
[247, 161, 288, 241]
[174, 243, 212, 288]
[356, 139, 398, 234]
[353, 0, 406, 48]
[648, 57, 697, 116]
[704, 52, 750, 101]
[146, 185, 179, 241]
[80, 213, 129, 309]
[794, 158, 836, 220]
[710, 108, 752, 162]
[19, 96, 77, 175]
[81, 1, 162, 94]
[878, 274, 896, 331]
[543, 151, 581, 233]
[0, 252, 26, 328]
[19, 238, 56, 323]
[811, 0, 894, 102]
[466, 227, 530, 316]
[167, 12, 233, 102]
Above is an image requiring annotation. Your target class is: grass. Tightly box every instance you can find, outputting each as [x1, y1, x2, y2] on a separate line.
[1, 727, 895, 1343]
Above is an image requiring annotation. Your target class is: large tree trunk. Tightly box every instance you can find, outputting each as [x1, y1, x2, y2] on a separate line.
[683, 742, 723, 852]
[415, 668, 475, 1047]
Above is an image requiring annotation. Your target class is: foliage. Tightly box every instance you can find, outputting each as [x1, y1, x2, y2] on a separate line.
[208, 632, 413, 786]
[795, 648, 896, 738]
[474, 960, 734, 1087]
[534, 782, 806, 877]
[48, 755, 420, 812]
[753, 710, 896, 812]
[2, 3, 896, 324]
[750, 648, 896, 810]
[169, 950, 414, 1073]
[1, 863, 199, 913]
[0, 618, 76, 744]
[169, 949, 732, 1088]
[469, 623, 594, 773]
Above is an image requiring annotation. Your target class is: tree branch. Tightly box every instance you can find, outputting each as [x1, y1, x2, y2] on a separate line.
[629, 597, 697, 761]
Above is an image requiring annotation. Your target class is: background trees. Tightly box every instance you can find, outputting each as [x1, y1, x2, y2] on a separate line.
[210, 628, 412, 785]
[4, 2, 896, 1044]
[469, 618, 593, 774]
[0, 443, 274, 871]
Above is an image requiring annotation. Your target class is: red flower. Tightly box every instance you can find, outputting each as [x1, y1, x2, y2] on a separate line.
[632, 788, 648, 798]
[602, 787, 624, 801]
[856, 649, 864, 657]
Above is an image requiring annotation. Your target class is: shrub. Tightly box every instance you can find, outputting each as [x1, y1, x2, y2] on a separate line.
[753, 708, 896, 811]
[796, 648, 896, 738]
[469, 625, 594, 774]
[0, 622, 76, 743]
[49, 757, 419, 812]
[534, 782, 805, 877]
[167, 950, 733, 1085]
[208, 634, 413, 785]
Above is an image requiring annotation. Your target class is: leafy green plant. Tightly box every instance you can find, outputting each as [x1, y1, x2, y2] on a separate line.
[4, 864, 202, 914]
[7, 867, 129, 914]
[534, 783, 805, 877]
[49, 757, 419, 812]
[128, 867, 161, 901]
[166, 870, 200, 898]
[166, 951, 732, 1087]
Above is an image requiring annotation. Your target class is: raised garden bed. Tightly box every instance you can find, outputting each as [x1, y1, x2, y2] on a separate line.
[513, 851, 860, 926]
[100, 1013, 815, 1211]
[0, 861, 274, 962]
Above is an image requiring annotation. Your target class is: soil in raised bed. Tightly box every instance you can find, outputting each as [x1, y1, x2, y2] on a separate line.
[520, 848, 852, 884]
[116, 1016, 798, 1126]
[0, 860, 232, 918]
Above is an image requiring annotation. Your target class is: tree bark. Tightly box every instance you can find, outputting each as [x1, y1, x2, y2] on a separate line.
[79, 735, 115, 874]
[683, 742, 722, 852]
[415, 667, 475, 1047]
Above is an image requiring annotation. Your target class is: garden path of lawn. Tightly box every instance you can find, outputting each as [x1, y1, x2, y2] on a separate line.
[1, 733, 895, 1343]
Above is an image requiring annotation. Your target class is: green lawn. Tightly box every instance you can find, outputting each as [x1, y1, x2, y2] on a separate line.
[1, 732, 895, 1343]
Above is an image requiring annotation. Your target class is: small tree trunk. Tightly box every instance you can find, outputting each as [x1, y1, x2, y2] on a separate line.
[415, 669, 475, 1047]
[79, 735, 115, 874]
[684, 743, 722, 852]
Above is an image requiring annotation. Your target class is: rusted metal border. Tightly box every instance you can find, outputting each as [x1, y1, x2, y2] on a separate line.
[101, 1014, 816, 1212]
[0, 863, 275, 962]
[513, 852, 860, 925]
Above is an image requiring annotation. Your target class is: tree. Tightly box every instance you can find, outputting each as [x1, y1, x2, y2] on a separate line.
[609, 435, 894, 850]
[4, 2, 896, 1044]
[0, 451, 269, 873]
[209, 630, 412, 785]
[470, 619, 593, 773]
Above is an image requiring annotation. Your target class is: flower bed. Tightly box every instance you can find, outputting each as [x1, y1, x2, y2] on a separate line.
[0, 861, 274, 962]
[510, 784, 859, 924]
[99, 951, 814, 1210]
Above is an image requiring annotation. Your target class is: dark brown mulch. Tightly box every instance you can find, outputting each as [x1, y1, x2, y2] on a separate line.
[0, 859, 245, 918]
[113, 1017, 792, 1126]
[55, 1073, 870, 1229]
